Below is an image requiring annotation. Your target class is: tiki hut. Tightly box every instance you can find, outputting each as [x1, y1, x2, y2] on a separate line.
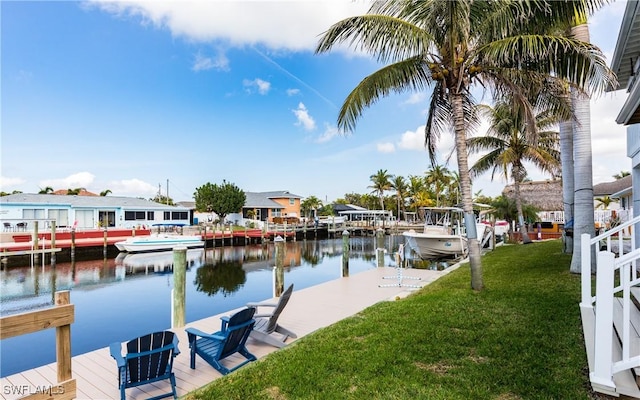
[502, 179, 563, 211]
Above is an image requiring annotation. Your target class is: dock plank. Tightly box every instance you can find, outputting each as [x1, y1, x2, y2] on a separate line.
[1, 265, 457, 399]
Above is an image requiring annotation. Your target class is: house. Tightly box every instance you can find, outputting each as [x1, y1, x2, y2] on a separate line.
[185, 190, 303, 225]
[592, 175, 631, 210]
[0, 193, 191, 230]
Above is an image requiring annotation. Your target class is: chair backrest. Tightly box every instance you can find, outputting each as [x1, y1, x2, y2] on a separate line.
[264, 284, 294, 334]
[219, 307, 256, 360]
[125, 331, 176, 384]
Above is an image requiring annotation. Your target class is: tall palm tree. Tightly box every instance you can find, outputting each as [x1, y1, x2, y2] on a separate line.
[468, 100, 560, 244]
[369, 169, 393, 211]
[595, 196, 617, 210]
[38, 186, 54, 194]
[407, 174, 426, 214]
[390, 175, 408, 221]
[316, 0, 613, 290]
[301, 195, 323, 220]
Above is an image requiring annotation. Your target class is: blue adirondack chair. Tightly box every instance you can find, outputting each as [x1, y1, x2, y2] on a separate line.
[109, 330, 179, 400]
[185, 307, 257, 375]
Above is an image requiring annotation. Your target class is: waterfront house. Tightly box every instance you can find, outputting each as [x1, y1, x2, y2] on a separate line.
[0, 193, 191, 231]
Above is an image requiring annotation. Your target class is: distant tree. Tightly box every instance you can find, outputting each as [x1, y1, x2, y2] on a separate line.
[490, 195, 538, 233]
[595, 196, 617, 210]
[613, 171, 630, 180]
[194, 180, 246, 223]
[425, 165, 452, 207]
[0, 191, 21, 196]
[317, 204, 334, 216]
[301, 196, 323, 219]
[150, 194, 175, 206]
[100, 189, 112, 196]
[390, 176, 408, 221]
[369, 169, 393, 210]
[38, 186, 54, 194]
[66, 188, 84, 195]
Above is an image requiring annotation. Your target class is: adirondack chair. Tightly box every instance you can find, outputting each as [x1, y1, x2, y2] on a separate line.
[109, 330, 180, 400]
[185, 307, 257, 375]
[246, 283, 297, 348]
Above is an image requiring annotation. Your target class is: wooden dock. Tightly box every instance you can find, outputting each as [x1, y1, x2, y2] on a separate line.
[0, 265, 460, 400]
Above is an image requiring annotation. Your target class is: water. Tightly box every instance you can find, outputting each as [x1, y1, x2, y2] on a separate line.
[1, 236, 417, 377]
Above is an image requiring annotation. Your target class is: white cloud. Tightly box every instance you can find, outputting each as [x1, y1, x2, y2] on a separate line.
[402, 92, 427, 105]
[243, 78, 271, 95]
[316, 124, 342, 143]
[377, 142, 395, 153]
[90, 1, 371, 52]
[108, 179, 158, 197]
[287, 88, 300, 96]
[0, 176, 26, 191]
[397, 126, 425, 150]
[192, 50, 229, 72]
[40, 172, 96, 191]
[293, 102, 316, 131]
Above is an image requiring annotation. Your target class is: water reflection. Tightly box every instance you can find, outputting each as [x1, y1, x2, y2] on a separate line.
[195, 260, 246, 297]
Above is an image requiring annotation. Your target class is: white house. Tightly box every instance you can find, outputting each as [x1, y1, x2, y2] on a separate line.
[0, 193, 191, 231]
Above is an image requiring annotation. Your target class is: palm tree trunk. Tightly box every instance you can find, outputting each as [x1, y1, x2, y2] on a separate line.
[559, 119, 574, 254]
[513, 178, 532, 244]
[570, 23, 596, 274]
[451, 92, 483, 290]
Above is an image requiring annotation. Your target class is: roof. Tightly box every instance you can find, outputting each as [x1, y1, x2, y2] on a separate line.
[333, 204, 367, 212]
[502, 180, 563, 211]
[0, 193, 188, 210]
[243, 192, 283, 209]
[609, 0, 640, 93]
[593, 175, 632, 196]
[51, 189, 98, 196]
[255, 191, 303, 199]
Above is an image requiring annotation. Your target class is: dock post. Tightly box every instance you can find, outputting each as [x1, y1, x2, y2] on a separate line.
[33, 221, 40, 264]
[342, 230, 350, 277]
[50, 220, 57, 265]
[172, 246, 187, 328]
[70, 227, 76, 260]
[103, 227, 108, 257]
[273, 236, 285, 297]
[376, 228, 385, 268]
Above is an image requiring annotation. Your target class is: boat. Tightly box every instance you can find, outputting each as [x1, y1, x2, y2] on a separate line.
[115, 248, 205, 275]
[114, 234, 205, 253]
[402, 207, 468, 259]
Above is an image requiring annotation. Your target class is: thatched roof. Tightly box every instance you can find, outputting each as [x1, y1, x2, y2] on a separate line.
[502, 179, 563, 211]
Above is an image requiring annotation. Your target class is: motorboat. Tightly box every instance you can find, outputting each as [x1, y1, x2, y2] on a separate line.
[402, 207, 468, 259]
[114, 234, 205, 253]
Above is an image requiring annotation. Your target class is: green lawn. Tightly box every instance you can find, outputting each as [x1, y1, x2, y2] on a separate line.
[184, 240, 598, 400]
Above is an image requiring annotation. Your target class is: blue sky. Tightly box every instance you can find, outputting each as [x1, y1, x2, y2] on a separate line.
[0, 1, 631, 204]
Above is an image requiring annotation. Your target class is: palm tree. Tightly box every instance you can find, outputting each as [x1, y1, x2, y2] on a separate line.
[100, 189, 112, 196]
[468, 99, 560, 244]
[66, 188, 83, 195]
[368, 169, 393, 211]
[595, 196, 617, 210]
[613, 171, 630, 180]
[389, 175, 408, 221]
[38, 186, 54, 194]
[301, 195, 323, 220]
[316, 0, 613, 290]
[425, 165, 451, 207]
[407, 175, 426, 213]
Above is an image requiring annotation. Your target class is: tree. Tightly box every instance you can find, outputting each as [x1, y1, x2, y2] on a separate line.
[38, 186, 54, 194]
[468, 100, 560, 244]
[490, 195, 539, 233]
[301, 196, 323, 219]
[194, 180, 246, 223]
[100, 189, 112, 196]
[316, 0, 613, 290]
[425, 165, 452, 207]
[595, 196, 617, 210]
[390, 175, 408, 221]
[66, 188, 84, 195]
[614, 171, 630, 180]
[368, 169, 393, 211]
[150, 194, 175, 206]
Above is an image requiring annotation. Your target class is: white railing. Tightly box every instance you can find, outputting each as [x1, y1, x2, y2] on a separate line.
[581, 214, 640, 391]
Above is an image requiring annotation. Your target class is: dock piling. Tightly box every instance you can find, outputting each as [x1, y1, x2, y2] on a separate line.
[172, 246, 187, 328]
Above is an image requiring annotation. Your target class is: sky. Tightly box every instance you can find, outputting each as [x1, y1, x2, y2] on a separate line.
[0, 1, 632, 204]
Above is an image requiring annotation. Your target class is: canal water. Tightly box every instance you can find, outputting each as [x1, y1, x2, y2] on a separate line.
[1, 235, 428, 377]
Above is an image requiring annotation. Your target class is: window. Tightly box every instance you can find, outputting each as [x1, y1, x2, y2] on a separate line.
[125, 211, 147, 221]
[48, 209, 69, 226]
[272, 209, 282, 217]
[23, 209, 45, 219]
[171, 211, 188, 220]
[164, 211, 171, 220]
[289, 198, 295, 205]
[147, 211, 155, 220]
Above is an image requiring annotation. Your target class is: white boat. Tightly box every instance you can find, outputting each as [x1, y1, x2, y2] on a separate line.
[114, 234, 205, 253]
[403, 207, 468, 259]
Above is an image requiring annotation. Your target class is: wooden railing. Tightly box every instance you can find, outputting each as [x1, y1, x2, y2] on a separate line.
[1, 291, 76, 400]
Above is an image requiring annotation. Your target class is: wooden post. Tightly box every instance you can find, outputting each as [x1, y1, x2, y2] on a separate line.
[33, 221, 40, 263]
[103, 227, 108, 257]
[342, 230, 350, 277]
[376, 228, 385, 268]
[70, 227, 76, 260]
[55, 291, 72, 383]
[273, 236, 285, 297]
[50, 220, 57, 264]
[172, 247, 187, 328]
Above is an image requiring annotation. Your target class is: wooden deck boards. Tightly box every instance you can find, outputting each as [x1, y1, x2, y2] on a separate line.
[1, 265, 457, 400]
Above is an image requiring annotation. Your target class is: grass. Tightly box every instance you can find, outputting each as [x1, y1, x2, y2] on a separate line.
[183, 240, 597, 400]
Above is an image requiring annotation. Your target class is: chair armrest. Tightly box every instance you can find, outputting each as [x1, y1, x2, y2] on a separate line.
[185, 327, 225, 341]
[220, 315, 230, 331]
[246, 301, 277, 308]
[172, 335, 180, 356]
[109, 343, 125, 368]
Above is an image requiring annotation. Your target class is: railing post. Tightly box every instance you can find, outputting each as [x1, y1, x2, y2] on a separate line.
[590, 251, 616, 390]
[580, 233, 593, 308]
[55, 291, 72, 383]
